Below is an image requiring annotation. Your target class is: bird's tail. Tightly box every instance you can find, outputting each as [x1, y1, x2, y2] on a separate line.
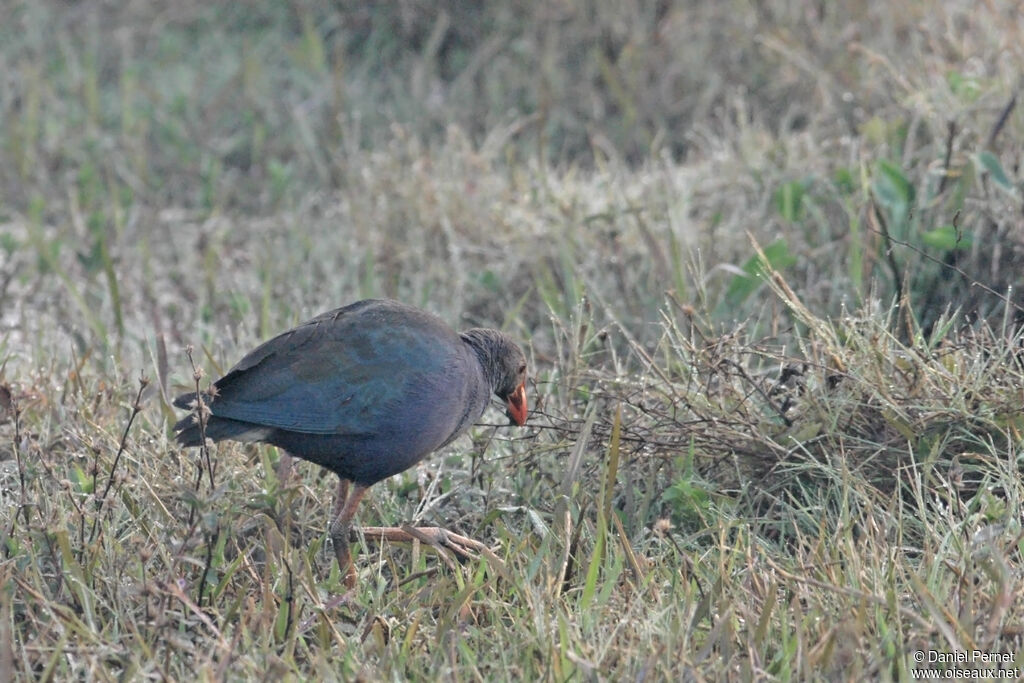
[172, 392, 271, 446]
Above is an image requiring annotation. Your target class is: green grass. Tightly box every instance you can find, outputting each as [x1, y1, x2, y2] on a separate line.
[2, 1, 1024, 680]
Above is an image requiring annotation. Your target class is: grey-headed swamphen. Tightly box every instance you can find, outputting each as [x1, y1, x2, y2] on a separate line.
[173, 298, 528, 587]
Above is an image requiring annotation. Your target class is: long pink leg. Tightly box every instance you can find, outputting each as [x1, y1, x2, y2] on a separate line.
[328, 478, 499, 585]
[329, 478, 368, 588]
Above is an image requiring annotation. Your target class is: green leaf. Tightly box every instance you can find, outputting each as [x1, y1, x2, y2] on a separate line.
[579, 516, 605, 610]
[664, 477, 712, 523]
[601, 404, 622, 524]
[833, 167, 856, 195]
[773, 179, 808, 222]
[72, 464, 94, 494]
[920, 224, 973, 251]
[724, 239, 796, 307]
[975, 151, 1015, 192]
[946, 70, 981, 101]
[872, 160, 915, 238]
[872, 160, 914, 209]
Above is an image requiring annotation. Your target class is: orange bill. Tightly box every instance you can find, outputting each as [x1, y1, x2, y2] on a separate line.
[505, 381, 528, 426]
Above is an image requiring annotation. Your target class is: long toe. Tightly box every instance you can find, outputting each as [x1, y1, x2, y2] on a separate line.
[402, 526, 490, 559]
[356, 525, 509, 579]
[355, 526, 491, 559]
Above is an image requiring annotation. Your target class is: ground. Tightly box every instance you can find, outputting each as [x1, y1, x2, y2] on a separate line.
[2, 1, 1023, 680]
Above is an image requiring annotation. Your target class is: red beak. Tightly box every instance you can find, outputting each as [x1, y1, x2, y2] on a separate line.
[505, 381, 528, 426]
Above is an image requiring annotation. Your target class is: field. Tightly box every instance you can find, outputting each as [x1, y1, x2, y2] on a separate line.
[3, 1, 1024, 680]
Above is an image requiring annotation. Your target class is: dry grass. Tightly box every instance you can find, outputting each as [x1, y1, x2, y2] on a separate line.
[2, 1, 1024, 680]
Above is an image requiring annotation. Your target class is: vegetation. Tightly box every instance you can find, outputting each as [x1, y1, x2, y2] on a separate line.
[2, 1, 1023, 679]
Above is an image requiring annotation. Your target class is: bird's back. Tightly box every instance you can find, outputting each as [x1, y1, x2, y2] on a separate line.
[174, 299, 490, 484]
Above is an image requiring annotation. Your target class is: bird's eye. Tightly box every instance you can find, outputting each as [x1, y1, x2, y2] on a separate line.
[518, 364, 527, 376]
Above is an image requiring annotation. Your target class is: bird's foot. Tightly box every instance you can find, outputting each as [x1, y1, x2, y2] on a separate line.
[354, 526, 507, 577]
[354, 526, 487, 559]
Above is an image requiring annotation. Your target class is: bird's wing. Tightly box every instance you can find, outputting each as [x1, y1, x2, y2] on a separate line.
[206, 301, 459, 435]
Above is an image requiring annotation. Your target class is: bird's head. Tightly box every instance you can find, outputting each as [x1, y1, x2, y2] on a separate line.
[461, 328, 529, 426]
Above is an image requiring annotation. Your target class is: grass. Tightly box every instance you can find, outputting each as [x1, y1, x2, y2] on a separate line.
[2, 0, 1024, 680]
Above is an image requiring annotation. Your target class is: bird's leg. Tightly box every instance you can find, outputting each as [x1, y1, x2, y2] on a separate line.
[329, 478, 367, 588]
[275, 451, 295, 484]
[331, 478, 350, 521]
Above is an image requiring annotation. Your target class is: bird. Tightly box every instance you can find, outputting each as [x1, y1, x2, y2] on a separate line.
[173, 298, 528, 587]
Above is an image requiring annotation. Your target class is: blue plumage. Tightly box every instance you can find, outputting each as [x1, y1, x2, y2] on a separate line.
[173, 298, 528, 585]
[174, 299, 521, 485]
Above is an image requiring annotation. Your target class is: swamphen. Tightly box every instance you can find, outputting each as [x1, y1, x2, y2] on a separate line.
[173, 298, 528, 587]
